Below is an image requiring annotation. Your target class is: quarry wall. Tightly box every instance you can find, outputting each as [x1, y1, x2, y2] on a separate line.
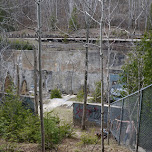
[0, 40, 131, 94]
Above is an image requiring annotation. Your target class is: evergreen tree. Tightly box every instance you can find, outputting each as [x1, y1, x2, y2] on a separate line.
[120, 32, 152, 93]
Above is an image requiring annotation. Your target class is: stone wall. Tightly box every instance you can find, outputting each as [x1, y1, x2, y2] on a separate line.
[0, 40, 130, 94]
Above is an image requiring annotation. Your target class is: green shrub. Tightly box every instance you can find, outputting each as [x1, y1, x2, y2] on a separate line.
[50, 88, 62, 99]
[44, 111, 74, 149]
[0, 87, 74, 150]
[63, 34, 69, 43]
[10, 40, 33, 50]
[76, 88, 84, 102]
[80, 131, 98, 145]
[50, 15, 57, 30]
[92, 81, 107, 103]
[0, 91, 40, 143]
[0, 38, 33, 50]
[92, 81, 101, 103]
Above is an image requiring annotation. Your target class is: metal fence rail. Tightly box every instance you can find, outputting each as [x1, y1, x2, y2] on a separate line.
[110, 84, 152, 152]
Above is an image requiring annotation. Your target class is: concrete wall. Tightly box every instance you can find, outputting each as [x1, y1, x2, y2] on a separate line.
[0, 92, 35, 112]
[73, 102, 122, 127]
[73, 102, 108, 126]
[0, 41, 130, 94]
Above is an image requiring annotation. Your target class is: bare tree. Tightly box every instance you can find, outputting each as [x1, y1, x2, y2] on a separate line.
[104, 0, 120, 144]
[0, 1, 45, 151]
[37, 1, 45, 151]
[74, 0, 98, 130]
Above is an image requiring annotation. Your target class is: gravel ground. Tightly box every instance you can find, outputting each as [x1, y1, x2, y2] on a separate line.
[43, 94, 76, 112]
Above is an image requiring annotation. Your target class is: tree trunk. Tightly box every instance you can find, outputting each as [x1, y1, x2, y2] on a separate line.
[107, 0, 111, 144]
[100, 1, 104, 151]
[34, 48, 38, 115]
[107, 27, 111, 146]
[81, 18, 89, 130]
[17, 64, 20, 96]
[136, 58, 142, 152]
[37, 1, 45, 151]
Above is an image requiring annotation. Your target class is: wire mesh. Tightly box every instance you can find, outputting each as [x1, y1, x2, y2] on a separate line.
[139, 86, 152, 151]
[110, 100, 122, 142]
[110, 84, 152, 152]
[120, 93, 138, 150]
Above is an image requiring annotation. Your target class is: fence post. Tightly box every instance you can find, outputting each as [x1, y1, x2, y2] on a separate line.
[118, 99, 124, 145]
[136, 89, 143, 152]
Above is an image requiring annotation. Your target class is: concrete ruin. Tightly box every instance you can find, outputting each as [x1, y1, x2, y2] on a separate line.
[0, 39, 132, 94]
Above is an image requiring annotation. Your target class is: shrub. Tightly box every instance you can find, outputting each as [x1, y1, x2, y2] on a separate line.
[0, 91, 40, 143]
[50, 88, 62, 99]
[50, 15, 57, 30]
[80, 131, 98, 145]
[0, 38, 33, 50]
[44, 111, 74, 149]
[92, 81, 107, 103]
[0, 87, 74, 150]
[92, 81, 101, 103]
[10, 40, 33, 50]
[76, 88, 84, 102]
[63, 34, 69, 43]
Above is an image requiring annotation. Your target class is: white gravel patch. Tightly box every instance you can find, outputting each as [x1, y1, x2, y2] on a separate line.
[43, 95, 76, 112]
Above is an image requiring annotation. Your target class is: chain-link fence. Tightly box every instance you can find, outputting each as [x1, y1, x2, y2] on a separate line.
[110, 84, 152, 152]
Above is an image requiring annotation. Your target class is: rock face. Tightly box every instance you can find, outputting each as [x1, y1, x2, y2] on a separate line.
[0, 40, 130, 94]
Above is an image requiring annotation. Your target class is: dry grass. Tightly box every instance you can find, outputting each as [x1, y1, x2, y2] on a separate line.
[54, 106, 131, 152]
[0, 137, 130, 152]
[58, 134, 131, 152]
[0, 139, 41, 152]
[53, 106, 73, 124]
